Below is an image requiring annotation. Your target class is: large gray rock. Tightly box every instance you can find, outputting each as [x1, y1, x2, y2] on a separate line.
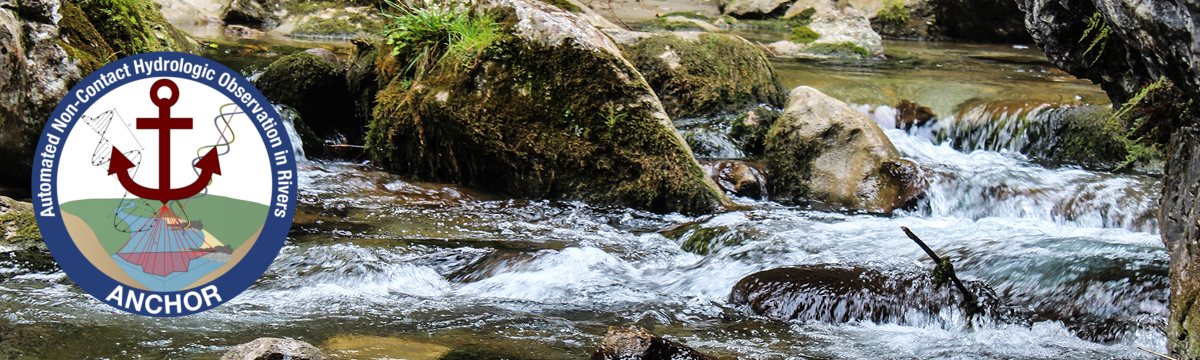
[221, 337, 327, 360]
[764, 86, 921, 212]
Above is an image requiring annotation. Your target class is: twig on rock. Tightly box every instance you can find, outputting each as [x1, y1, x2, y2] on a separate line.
[901, 226, 980, 315]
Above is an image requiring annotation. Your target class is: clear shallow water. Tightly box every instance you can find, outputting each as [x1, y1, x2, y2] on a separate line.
[0, 41, 1169, 359]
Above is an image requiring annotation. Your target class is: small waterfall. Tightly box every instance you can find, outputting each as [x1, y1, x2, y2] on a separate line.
[275, 104, 308, 162]
[887, 129, 1160, 233]
[934, 101, 1111, 162]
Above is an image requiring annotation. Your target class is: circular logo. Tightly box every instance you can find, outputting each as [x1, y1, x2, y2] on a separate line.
[30, 52, 297, 316]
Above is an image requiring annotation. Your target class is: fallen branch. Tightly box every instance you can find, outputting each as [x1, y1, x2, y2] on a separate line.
[755, 41, 777, 57]
[604, 0, 633, 30]
[901, 226, 980, 315]
[1138, 347, 1177, 360]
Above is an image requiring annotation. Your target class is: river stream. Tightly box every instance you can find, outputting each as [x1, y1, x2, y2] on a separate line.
[0, 37, 1168, 359]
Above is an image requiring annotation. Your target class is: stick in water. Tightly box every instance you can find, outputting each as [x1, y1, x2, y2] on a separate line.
[901, 226, 980, 315]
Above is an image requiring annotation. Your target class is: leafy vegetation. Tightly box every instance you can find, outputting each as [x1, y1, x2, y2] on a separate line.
[1079, 12, 1113, 65]
[789, 26, 820, 43]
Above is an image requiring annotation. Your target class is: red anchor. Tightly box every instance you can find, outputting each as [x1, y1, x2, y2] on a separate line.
[109, 79, 221, 204]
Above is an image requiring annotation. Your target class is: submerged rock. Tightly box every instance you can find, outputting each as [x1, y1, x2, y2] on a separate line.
[765, 86, 922, 212]
[700, 160, 768, 199]
[767, 8, 884, 59]
[729, 265, 1008, 324]
[366, 0, 728, 215]
[256, 51, 360, 146]
[895, 99, 936, 130]
[615, 31, 785, 119]
[222, 338, 327, 360]
[590, 327, 718, 360]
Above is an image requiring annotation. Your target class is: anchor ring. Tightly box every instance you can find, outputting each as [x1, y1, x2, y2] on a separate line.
[150, 79, 179, 109]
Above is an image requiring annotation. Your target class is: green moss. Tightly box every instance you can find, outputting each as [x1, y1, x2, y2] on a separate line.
[787, 7, 816, 26]
[876, 0, 910, 29]
[0, 211, 39, 248]
[620, 33, 786, 119]
[541, 0, 581, 12]
[805, 41, 870, 58]
[764, 129, 821, 203]
[76, 0, 193, 57]
[256, 52, 357, 142]
[661, 223, 748, 255]
[367, 32, 724, 214]
[643, 18, 707, 31]
[729, 106, 780, 155]
[57, 1, 114, 75]
[789, 25, 820, 43]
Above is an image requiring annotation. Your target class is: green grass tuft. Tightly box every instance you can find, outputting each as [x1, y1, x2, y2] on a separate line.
[382, 2, 502, 82]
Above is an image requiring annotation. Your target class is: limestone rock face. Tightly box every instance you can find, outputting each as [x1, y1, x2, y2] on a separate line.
[0, 0, 79, 187]
[366, 0, 729, 215]
[765, 86, 921, 212]
[1163, 128, 1200, 358]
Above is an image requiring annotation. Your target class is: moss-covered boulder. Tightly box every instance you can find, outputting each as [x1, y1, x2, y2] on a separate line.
[765, 86, 922, 212]
[616, 32, 785, 119]
[366, 0, 729, 215]
[257, 51, 360, 146]
[766, 7, 884, 59]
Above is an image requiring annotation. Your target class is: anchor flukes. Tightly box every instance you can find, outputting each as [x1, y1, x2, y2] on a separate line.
[108, 147, 136, 175]
[107, 146, 221, 203]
